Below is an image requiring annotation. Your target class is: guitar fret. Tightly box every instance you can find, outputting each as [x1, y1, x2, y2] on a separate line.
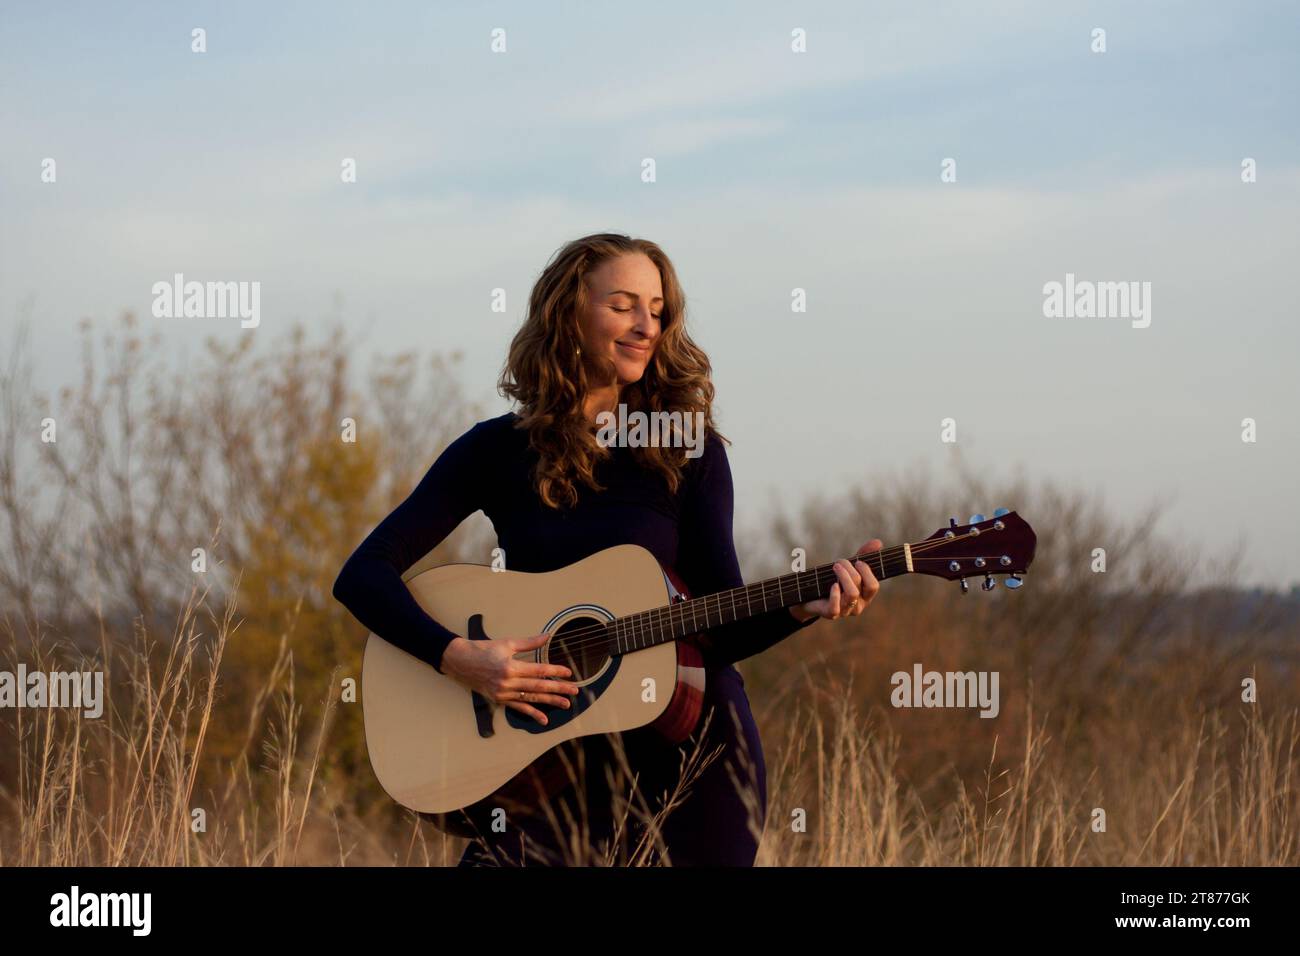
[601, 544, 922, 657]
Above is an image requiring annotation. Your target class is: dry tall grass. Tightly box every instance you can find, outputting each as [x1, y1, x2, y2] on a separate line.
[1, 316, 1295, 866]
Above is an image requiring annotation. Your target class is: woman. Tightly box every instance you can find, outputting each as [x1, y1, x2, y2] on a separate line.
[332, 233, 881, 866]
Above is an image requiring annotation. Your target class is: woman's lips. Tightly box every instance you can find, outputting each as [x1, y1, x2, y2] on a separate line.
[616, 341, 650, 355]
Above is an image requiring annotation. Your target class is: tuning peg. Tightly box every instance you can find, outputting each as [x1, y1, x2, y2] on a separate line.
[993, 507, 1010, 517]
[981, 574, 996, 591]
[969, 513, 986, 524]
[949, 516, 959, 528]
[1005, 575, 1023, 589]
[959, 578, 969, 594]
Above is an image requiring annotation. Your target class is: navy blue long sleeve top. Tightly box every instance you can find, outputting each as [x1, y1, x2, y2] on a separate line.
[332, 412, 817, 673]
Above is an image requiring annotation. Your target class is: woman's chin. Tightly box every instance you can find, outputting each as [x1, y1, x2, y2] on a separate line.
[614, 362, 646, 384]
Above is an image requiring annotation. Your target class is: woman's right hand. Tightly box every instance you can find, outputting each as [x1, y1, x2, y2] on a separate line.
[439, 632, 581, 725]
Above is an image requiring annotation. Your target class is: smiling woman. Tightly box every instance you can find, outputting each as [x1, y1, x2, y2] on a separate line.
[578, 252, 664, 408]
[493, 235, 722, 512]
[331, 232, 882, 866]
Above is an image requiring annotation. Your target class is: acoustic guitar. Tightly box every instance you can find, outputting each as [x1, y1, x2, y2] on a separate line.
[362, 509, 1036, 833]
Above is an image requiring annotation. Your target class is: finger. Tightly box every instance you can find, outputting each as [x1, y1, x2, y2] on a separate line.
[510, 632, 552, 651]
[860, 539, 883, 553]
[512, 660, 577, 681]
[828, 581, 841, 618]
[526, 633, 576, 677]
[830, 581, 849, 619]
[504, 633, 573, 674]
[854, 560, 880, 596]
[498, 687, 573, 711]
[844, 573, 862, 615]
[504, 677, 580, 698]
[504, 691, 572, 709]
[503, 701, 550, 725]
[850, 571, 872, 613]
[835, 563, 861, 605]
[836, 558, 862, 591]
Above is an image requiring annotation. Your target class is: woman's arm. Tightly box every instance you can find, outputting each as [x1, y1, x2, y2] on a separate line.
[674, 433, 818, 668]
[332, 420, 492, 674]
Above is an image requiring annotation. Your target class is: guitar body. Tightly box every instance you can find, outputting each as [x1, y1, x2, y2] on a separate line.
[355, 509, 1037, 834]
[362, 544, 706, 824]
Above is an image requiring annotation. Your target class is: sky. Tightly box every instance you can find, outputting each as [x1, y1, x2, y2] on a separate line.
[2, 1, 1298, 587]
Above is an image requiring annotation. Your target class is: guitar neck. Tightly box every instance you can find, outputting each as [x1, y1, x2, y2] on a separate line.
[608, 544, 912, 655]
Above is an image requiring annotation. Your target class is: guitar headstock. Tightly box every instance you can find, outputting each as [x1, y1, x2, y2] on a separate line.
[909, 508, 1037, 593]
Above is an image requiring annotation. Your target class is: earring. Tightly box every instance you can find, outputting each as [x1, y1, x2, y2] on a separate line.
[575, 345, 582, 357]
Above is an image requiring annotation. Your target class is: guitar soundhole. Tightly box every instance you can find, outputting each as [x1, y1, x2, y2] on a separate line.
[546, 616, 611, 683]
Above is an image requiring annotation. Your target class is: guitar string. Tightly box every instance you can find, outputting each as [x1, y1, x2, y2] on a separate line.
[514, 533, 1016, 661]
[534, 529, 1017, 656]
[516, 543, 910, 659]
[503, 529, 1024, 663]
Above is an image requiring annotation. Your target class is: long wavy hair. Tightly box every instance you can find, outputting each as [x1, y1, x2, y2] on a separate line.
[498, 233, 726, 509]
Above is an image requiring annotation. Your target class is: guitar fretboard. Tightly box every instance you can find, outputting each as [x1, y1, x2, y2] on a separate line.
[605, 544, 911, 655]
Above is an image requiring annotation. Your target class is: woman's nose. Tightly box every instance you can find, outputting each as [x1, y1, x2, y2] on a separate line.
[632, 306, 657, 336]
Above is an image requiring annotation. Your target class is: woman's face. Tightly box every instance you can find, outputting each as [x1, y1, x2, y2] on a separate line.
[577, 252, 663, 388]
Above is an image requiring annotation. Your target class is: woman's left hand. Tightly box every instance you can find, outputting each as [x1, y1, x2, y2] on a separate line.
[792, 539, 883, 622]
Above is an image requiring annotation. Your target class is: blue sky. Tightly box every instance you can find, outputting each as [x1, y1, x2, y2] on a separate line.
[2, 1, 1298, 586]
